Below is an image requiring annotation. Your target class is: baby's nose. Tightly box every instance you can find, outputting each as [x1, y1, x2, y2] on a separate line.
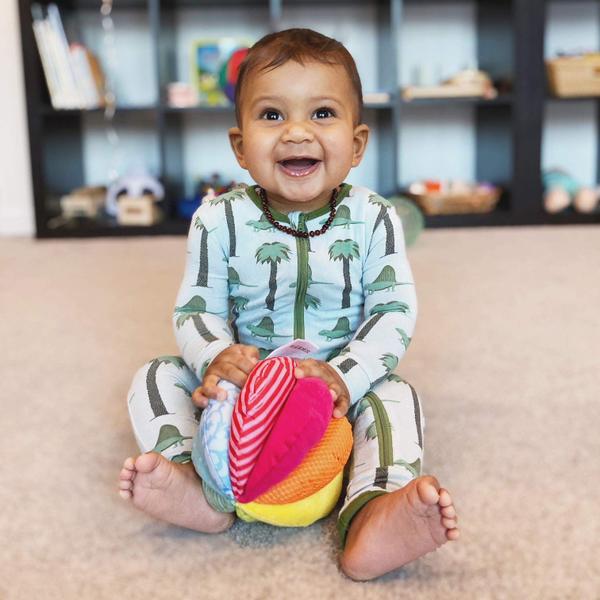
[282, 121, 314, 143]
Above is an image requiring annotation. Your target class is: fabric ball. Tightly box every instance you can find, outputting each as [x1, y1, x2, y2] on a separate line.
[254, 415, 352, 505]
[238, 376, 332, 503]
[192, 355, 354, 527]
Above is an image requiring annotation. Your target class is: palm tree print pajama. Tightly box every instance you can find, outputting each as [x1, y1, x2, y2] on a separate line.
[127, 183, 423, 545]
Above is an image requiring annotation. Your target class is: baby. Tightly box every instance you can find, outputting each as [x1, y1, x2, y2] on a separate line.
[118, 28, 458, 581]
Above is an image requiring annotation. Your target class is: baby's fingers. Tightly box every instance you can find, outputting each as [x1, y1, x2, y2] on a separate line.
[198, 374, 228, 401]
[332, 392, 350, 419]
[192, 387, 209, 408]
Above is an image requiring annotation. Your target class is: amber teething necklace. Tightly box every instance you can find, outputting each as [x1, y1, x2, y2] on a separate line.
[257, 186, 338, 239]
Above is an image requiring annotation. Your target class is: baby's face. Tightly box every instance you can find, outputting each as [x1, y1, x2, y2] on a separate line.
[229, 60, 369, 213]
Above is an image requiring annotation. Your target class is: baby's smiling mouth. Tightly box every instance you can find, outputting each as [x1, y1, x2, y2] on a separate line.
[277, 157, 322, 178]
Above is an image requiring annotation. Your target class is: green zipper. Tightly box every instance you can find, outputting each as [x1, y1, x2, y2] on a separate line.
[294, 213, 309, 339]
[364, 391, 393, 466]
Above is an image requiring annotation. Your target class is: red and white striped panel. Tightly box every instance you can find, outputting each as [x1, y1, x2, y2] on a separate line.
[229, 356, 297, 499]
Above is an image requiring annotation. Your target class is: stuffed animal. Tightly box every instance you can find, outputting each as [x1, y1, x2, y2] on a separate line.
[543, 168, 599, 214]
[191, 355, 353, 527]
[105, 168, 165, 218]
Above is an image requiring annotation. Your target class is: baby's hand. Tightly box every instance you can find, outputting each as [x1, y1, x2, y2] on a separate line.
[192, 344, 260, 408]
[294, 359, 351, 419]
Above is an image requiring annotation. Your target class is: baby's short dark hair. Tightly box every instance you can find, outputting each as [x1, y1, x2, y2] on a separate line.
[234, 28, 363, 127]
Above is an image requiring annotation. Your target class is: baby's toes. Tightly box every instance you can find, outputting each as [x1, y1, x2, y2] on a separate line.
[120, 457, 136, 480]
[441, 504, 456, 519]
[118, 457, 137, 499]
[119, 477, 133, 499]
[442, 517, 458, 530]
[438, 488, 453, 508]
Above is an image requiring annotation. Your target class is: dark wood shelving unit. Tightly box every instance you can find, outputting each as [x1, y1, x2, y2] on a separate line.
[18, 0, 600, 238]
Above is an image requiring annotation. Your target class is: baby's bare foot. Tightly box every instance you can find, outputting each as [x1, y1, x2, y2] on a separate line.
[118, 453, 234, 533]
[340, 475, 459, 581]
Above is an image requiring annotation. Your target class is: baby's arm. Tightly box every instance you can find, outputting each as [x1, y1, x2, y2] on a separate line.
[327, 198, 417, 406]
[172, 201, 236, 383]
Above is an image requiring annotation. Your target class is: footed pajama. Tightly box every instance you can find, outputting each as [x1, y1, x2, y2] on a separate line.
[126, 182, 422, 544]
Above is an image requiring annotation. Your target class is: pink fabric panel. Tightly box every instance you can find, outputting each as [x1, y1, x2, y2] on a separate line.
[229, 357, 297, 499]
[237, 376, 332, 504]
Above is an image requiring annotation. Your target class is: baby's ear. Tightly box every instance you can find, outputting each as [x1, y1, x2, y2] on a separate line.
[351, 123, 370, 167]
[228, 127, 247, 169]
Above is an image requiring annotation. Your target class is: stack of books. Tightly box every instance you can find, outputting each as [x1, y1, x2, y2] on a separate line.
[31, 3, 106, 110]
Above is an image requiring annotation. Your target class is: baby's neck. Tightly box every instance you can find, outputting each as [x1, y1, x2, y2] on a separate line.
[263, 188, 338, 215]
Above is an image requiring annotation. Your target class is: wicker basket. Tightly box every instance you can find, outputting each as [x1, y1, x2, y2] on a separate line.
[547, 54, 600, 97]
[408, 188, 501, 216]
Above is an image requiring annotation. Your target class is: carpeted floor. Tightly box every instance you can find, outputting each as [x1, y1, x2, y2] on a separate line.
[1, 225, 599, 600]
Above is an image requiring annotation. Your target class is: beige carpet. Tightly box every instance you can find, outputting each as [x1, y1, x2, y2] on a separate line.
[1, 225, 599, 600]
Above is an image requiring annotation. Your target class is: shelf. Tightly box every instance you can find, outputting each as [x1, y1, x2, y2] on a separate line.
[20, 0, 587, 236]
[45, 0, 149, 10]
[162, 0, 271, 7]
[546, 94, 600, 103]
[401, 94, 513, 107]
[537, 211, 600, 226]
[162, 105, 235, 114]
[40, 217, 190, 239]
[163, 101, 396, 113]
[40, 105, 159, 116]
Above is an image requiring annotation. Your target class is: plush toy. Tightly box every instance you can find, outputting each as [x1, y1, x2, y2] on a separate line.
[191, 355, 353, 527]
[106, 168, 165, 219]
[543, 168, 600, 214]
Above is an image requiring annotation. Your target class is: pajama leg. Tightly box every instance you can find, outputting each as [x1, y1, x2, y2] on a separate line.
[337, 377, 425, 546]
[127, 355, 201, 463]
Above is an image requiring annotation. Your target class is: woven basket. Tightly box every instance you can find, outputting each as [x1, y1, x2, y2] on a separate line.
[408, 188, 501, 215]
[547, 54, 600, 97]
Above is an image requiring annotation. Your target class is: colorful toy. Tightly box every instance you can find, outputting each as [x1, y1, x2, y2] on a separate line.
[219, 47, 249, 103]
[543, 168, 600, 214]
[176, 173, 239, 220]
[191, 355, 353, 527]
[193, 39, 249, 106]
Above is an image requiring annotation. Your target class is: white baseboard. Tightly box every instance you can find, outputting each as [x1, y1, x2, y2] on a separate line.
[0, 211, 35, 237]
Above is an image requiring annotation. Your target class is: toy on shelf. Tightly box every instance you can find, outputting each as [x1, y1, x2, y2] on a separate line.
[402, 68, 498, 101]
[192, 39, 250, 106]
[176, 173, 240, 220]
[167, 82, 199, 108]
[60, 186, 106, 218]
[106, 169, 165, 226]
[546, 52, 600, 98]
[405, 179, 501, 215]
[219, 47, 249, 103]
[191, 342, 353, 527]
[543, 169, 600, 214]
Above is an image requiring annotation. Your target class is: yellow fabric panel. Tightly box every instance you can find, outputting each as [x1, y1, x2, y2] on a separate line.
[254, 416, 352, 505]
[235, 470, 343, 527]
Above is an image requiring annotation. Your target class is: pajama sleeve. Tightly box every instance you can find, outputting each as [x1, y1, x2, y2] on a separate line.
[172, 201, 234, 381]
[328, 199, 417, 406]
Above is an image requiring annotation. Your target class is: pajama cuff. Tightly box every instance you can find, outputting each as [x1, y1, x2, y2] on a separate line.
[195, 339, 234, 381]
[337, 490, 388, 548]
[328, 354, 372, 407]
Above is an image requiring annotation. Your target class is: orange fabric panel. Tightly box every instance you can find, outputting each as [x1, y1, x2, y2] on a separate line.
[254, 415, 352, 505]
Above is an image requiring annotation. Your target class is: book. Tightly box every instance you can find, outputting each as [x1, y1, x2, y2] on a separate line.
[46, 3, 82, 108]
[31, 12, 61, 108]
[31, 3, 106, 109]
[70, 43, 105, 108]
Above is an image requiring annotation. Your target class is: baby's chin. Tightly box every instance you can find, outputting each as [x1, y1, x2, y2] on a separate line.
[268, 189, 334, 212]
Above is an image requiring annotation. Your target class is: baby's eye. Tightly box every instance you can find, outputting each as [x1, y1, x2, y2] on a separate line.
[260, 109, 282, 121]
[313, 107, 335, 119]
